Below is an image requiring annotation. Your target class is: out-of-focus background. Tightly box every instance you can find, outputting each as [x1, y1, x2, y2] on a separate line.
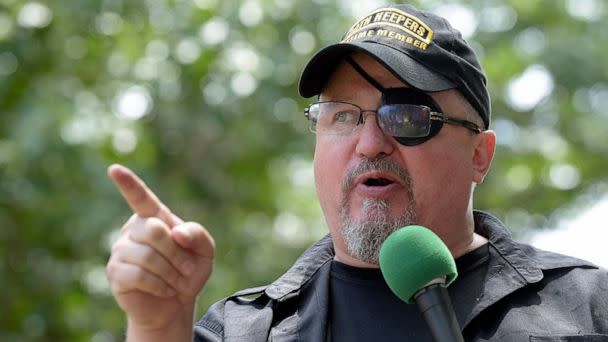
[1, 0, 606, 340]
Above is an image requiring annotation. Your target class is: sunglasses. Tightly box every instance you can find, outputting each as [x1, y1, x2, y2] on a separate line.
[304, 88, 483, 146]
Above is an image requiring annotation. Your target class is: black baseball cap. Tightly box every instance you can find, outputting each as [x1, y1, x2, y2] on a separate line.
[298, 4, 491, 129]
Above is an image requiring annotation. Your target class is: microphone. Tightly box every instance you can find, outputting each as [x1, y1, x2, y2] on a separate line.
[379, 225, 464, 342]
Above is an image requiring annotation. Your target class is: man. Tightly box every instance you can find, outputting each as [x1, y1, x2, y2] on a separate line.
[106, 4, 608, 341]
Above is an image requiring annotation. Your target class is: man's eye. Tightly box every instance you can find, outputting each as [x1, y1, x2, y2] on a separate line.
[334, 111, 354, 123]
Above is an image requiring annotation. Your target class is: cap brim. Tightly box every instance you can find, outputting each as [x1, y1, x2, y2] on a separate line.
[299, 41, 455, 98]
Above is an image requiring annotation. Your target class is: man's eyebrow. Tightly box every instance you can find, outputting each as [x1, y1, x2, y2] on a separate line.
[319, 91, 361, 103]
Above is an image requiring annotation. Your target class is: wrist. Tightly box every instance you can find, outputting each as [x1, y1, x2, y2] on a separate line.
[126, 303, 195, 342]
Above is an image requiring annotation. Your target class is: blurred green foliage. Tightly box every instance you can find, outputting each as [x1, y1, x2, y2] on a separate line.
[0, 0, 606, 340]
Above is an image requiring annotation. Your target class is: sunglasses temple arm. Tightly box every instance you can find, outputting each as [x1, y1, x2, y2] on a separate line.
[431, 113, 482, 133]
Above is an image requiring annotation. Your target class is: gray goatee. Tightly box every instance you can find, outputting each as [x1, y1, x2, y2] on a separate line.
[340, 158, 417, 264]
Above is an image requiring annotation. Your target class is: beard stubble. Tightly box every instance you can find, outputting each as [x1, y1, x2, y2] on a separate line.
[339, 157, 417, 264]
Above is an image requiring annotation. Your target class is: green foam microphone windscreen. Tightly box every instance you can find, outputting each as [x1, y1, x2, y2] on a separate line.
[379, 225, 458, 304]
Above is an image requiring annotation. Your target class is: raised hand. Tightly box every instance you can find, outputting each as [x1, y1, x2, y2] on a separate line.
[106, 164, 215, 341]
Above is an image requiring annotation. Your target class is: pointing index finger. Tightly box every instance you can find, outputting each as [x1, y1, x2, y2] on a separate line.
[107, 164, 181, 227]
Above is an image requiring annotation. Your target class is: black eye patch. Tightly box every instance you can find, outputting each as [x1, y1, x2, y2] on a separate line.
[380, 87, 445, 146]
[381, 87, 443, 112]
[342, 56, 457, 146]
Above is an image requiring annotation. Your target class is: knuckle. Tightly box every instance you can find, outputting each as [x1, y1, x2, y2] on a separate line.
[111, 238, 127, 255]
[106, 260, 118, 280]
[120, 214, 139, 235]
[143, 218, 168, 242]
[106, 260, 129, 287]
[139, 246, 157, 265]
[110, 242, 120, 255]
[131, 267, 148, 284]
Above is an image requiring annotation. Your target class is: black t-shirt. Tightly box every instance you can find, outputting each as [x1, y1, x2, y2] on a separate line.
[329, 243, 489, 341]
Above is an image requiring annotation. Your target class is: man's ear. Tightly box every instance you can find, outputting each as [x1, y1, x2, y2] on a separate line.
[472, 130, 496, 184]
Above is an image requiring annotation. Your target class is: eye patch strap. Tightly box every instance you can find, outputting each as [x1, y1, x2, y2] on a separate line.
[343, 55, 442, 111]
[381, 86, 444, 116]
[344, 55, 386, 93]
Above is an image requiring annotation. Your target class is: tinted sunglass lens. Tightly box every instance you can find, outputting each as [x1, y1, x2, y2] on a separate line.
[378, 104, 431, 138]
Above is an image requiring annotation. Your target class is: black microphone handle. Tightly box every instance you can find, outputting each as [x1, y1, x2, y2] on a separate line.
[414, 283, 464, 342]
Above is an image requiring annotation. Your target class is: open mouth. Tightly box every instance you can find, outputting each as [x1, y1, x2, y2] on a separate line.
[363, 177, 395, 187]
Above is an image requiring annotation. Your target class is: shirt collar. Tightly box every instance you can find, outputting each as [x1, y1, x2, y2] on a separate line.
[265, 210, 596, 300]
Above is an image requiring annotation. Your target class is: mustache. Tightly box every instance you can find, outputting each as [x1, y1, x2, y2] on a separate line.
[342, 157, 413, 195]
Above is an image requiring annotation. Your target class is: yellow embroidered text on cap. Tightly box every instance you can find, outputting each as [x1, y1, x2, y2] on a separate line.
[342, 8, 434, 50]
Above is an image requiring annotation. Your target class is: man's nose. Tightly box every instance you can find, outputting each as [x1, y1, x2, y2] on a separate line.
[355, 113, 395, 159]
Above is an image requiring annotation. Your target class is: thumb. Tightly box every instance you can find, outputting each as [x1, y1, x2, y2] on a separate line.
[172, 222, 215, 259]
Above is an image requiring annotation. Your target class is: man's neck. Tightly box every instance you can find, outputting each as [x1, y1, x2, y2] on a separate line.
[333, 233, 489, 269]
[449, 232, 488, 259]
[334, 251, 380, 269]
